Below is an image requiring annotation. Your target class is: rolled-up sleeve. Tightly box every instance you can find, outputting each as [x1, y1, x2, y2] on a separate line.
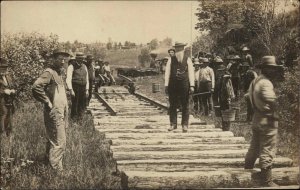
[84, 65, 89, 90]
[32, 71, 52, 104]
[164, 58, 171, 86]
[187, 58, 195, 87]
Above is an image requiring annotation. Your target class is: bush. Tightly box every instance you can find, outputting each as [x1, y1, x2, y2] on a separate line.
[1, 32, 60, 101]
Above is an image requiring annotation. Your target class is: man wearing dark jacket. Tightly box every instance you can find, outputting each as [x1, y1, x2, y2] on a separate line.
[0, 58, 16, 137]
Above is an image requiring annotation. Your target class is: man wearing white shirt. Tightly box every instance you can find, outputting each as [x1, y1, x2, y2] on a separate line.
[164, 43, 195, 132]
[66, 53, 89, 120]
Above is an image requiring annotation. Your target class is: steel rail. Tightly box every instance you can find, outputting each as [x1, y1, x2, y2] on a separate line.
[134, 92, 169, 111]
[94, 92, 118, 116]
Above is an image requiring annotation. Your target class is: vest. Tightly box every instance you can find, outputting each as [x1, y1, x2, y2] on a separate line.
[72, 63, 87, 85]
[170, 56, 188, 81]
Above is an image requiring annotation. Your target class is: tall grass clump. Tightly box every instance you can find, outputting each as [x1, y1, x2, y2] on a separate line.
[1, 102, 121, 189]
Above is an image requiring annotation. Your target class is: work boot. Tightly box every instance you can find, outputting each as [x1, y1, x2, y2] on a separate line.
[168, 125, 177, 131]
[260, 167, 279, 187]
[182, 125, 188, 133]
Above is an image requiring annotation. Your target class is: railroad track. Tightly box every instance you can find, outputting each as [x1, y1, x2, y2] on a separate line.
[87, 86, 299, 189]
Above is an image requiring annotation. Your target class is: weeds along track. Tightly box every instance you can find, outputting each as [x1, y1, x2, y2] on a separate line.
[87, 86, 299, 189]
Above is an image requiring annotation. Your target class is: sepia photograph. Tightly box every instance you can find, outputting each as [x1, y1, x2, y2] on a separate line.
[0, 0, 299, 189]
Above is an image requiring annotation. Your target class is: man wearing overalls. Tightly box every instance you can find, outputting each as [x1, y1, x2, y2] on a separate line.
[32, 49, 70, 171]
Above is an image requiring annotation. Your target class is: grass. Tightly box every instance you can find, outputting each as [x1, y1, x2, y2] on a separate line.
[0, 101, 121, 189]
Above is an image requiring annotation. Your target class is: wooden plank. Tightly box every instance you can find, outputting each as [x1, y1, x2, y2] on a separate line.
[117, 157, 293, 172]
[111, 143, 247, 151]
[105, 131, 234, 140]
[114, 149, 248, 160]
[95, 124, 215, 130]
[111, 137, 247, 146]
[94, 93, 117, 116]
[124, 167, 299, 189]
[97, 128, 222, 134]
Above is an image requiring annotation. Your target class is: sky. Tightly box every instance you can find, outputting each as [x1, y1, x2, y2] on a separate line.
[1, 1, 200, 45]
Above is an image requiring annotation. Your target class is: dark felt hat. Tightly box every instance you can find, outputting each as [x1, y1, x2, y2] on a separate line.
[173, 42, 187, 48]
[52, 48, 70, 57]
[86, 55, 93, 60]
[75, 52, 86, 59]
[168, 48, 175, 53]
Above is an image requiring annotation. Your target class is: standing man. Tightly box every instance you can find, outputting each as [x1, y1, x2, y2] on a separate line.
[198, 58, 215, 116]
[66, 52, 89, 120]
[242, 47, 253, 67]
[0, 58, 16, 137]
[244, 56, 283, 187]
[32, 49, 70, 171]
[193, 58, 201, 113]
[85, 55, 95, 106]
[165, 42, 195, 132]
[227, 55, 242, 99]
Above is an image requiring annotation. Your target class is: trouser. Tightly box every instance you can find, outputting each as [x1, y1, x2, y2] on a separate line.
[0, 100, 12, 136]
[245, 95, 254, 121]
[245, 127, 277, 169]
[231, 76, 240, 98]
[193, 95, 202, 112]
[44, 106, 67, 171]
[168, 79, 190, 126]
[87, 79, 93, 106]
[71, 83, 86, 119]
[201, 94, 213, 116]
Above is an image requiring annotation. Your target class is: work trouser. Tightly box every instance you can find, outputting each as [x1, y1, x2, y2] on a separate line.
[245, 116, 278, 169]
[231, 76, 240, 98]
[193, 95, 202, 112]
[0, 99, 13, 136]
[87, 79, 93, 106]
[44, 106, 67, 171]
[245, 95, 254, 122]
[168, 78, 190, 126]
[199, 81, 212, 116]
[71, 83, 86, 119]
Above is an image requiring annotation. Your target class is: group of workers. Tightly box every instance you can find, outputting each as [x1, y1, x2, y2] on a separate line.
[0, 41, 285, 187]
[164, 42, 284, 187]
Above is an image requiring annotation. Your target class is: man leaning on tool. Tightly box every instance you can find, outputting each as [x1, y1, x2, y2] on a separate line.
[66, 52, 89, 120]
[164, 42, 195, 133]
[244, 56, 284, 187]
[32, 49, 70, 171]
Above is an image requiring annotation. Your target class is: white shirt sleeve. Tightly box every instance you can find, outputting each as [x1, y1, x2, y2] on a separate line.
[210, 68, 215, 89]
[187, 58, 195, 87]
[164, 58, 171, 86]
[84, 65, 89, 90]
[66, 64, 74, 90]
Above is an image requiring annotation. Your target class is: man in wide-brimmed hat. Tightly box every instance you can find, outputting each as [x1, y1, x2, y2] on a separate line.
[164, 42, 195, 132]
[66, 52, 89, 120]
[193, 58, 202, 113]
[198, 58, 215, 116]
[244, 56, 284, 187]
[32, 48, 70, 171]
[227, 55, 242, 99]
[242, 46, 253, 67]
[85, 55, 95, 105]
[0, 57, 16, 137]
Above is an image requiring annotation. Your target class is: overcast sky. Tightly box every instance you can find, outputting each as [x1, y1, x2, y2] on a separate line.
[1, 1, 200, 45]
